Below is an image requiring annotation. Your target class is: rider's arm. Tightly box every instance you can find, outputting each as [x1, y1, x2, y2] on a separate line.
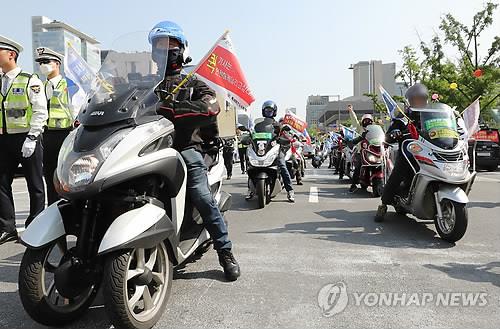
[174, 79, 219, 116]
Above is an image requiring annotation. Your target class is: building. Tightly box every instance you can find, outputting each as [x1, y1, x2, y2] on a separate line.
[306, 95, 331, 128]
[350, 60, 396, 98]
[100, 50, 156, 77]
[31, 16, 100, 75]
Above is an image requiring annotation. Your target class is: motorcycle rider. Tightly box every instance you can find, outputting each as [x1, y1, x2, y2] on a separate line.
[374, 83, 428, 222]
[245, 101, 295, 202]
[348, 113, 374, 193]
[151, 21, 240, 281]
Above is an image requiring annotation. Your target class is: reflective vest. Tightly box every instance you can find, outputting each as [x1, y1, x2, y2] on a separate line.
[0, 72, 33, 134]
[46, 78, 72, 130]
[238, 131, 249, 149]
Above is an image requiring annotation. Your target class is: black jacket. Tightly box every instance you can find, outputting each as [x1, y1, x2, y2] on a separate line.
[158, 74, 220, 150]
[386, 118, 414, 149]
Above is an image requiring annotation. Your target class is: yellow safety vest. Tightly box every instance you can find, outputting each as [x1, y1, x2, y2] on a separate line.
[0, 72, 33, 134]
[46, 78, 72, 130]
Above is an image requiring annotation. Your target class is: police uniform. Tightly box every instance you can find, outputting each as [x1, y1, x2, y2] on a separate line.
[0, 35, 48, 243]
[35, 47, 74, 205]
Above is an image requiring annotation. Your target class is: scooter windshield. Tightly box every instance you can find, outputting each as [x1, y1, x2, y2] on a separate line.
[78, 32, 169, 126]
[414, 105, 459, 150]
[365, 125, 385, 146]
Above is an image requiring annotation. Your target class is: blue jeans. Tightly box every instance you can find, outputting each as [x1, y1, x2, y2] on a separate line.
[180, 148, 232, 251]
[278, 149, 293, 192]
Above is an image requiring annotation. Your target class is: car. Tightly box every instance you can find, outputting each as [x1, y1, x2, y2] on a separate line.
[468, 128, 500, 171]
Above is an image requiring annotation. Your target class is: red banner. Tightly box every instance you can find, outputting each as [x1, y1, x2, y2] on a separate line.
[283, 113, 308, 133]
[472, 130, 500, 143]
[195, 33, 254, 109]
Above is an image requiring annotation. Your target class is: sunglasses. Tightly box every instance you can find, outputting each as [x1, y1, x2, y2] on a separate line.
[38, 59, 55, 65]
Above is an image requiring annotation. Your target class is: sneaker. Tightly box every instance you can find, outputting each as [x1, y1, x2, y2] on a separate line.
[226, 175, 231, 180]
[0, 231, 18, 245]
[217, 249, 241, 281]
[374, 204, 387, 222]
[287, 190, 295, 203]
[297, 181, 303, 185]
[245, 190, 254, 200]
[348, 184, 358, 193]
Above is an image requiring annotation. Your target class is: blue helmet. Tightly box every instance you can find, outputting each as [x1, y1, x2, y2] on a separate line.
[262, 100, 278, 118]
[149, 21, 191, 74]
[148, 21, 188, 49]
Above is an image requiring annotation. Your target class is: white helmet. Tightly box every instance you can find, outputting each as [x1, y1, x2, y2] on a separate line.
[361, 114, 374, 128]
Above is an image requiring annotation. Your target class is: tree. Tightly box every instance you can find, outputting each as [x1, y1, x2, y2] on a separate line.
[397, 2, 500, 126]
[396, 46, 426, 87]
[364, 93, 387, 119]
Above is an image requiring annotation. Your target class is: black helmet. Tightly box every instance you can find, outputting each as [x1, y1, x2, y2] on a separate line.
[262, 100, 278, 118]
[405, 83, 429, 107]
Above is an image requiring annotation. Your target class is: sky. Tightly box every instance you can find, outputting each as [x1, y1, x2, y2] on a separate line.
[3, 0, 499, 118]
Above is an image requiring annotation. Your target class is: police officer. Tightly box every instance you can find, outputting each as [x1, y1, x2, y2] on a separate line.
[222, 137, 235, 179]
[0, 35, 48, 244]
[236, 125, 249, 174]
[35, 47, 74, 205]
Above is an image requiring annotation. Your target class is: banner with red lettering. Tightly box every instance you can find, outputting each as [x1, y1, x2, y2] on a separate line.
[194, 31, 255, 110]
[283, 112, 308, 133]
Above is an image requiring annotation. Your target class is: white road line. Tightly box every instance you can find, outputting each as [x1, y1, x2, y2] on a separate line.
[476, 176, 500, 183]
[309, 186, 319, 203]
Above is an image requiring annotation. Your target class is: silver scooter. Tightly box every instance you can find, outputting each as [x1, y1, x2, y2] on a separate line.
[393, 103, 476, 242]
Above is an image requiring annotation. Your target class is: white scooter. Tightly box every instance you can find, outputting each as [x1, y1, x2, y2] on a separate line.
[18, 34, 231, 329]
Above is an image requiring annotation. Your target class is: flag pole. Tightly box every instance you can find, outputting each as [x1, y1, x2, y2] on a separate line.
[166, 30, 230, 99]
[459, 96, 481, 116]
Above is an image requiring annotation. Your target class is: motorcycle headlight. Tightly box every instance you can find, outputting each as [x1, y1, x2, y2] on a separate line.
[68, 155, 100, 187]
[57, 127, 132, 192]
[366, 153, 381, 163]
[249, 146, 279, 167]
[443, 162, 466, 177]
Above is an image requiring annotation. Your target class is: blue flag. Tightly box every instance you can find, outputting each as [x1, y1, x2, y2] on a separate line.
[342, 126, 357, 141]
[379, 84, 402, 119]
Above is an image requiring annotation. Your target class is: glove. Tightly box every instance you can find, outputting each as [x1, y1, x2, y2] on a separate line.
[21, 137, 37, 158]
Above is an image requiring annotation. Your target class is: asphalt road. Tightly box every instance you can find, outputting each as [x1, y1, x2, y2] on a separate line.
[1, 163, 499, 329]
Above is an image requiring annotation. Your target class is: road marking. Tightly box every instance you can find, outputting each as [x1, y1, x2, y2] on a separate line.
[476, 176, 500, 183]
[309, 186, 319, 203]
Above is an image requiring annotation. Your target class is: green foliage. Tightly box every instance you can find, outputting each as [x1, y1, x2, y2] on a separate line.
[397, 2, 500, 126]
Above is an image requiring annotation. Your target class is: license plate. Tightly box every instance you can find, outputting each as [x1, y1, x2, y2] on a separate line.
[477, 152, 490, 156]
[258, 160, 265, 166]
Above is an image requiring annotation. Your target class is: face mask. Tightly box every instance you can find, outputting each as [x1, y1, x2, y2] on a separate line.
[152, 47, 184, 76]
[40, 63, 54, 75]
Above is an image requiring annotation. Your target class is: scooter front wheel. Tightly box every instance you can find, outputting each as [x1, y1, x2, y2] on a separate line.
[435, 199, 468, 243]
[256, 179, 266, 209]
[371, 179, 384, 197]
[103, 242, 172, 329]
[18, 238, 98, 326]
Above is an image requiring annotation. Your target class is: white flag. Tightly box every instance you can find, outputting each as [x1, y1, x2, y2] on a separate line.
[64, 43, 96, 116]
[462, 98, 480, 136]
